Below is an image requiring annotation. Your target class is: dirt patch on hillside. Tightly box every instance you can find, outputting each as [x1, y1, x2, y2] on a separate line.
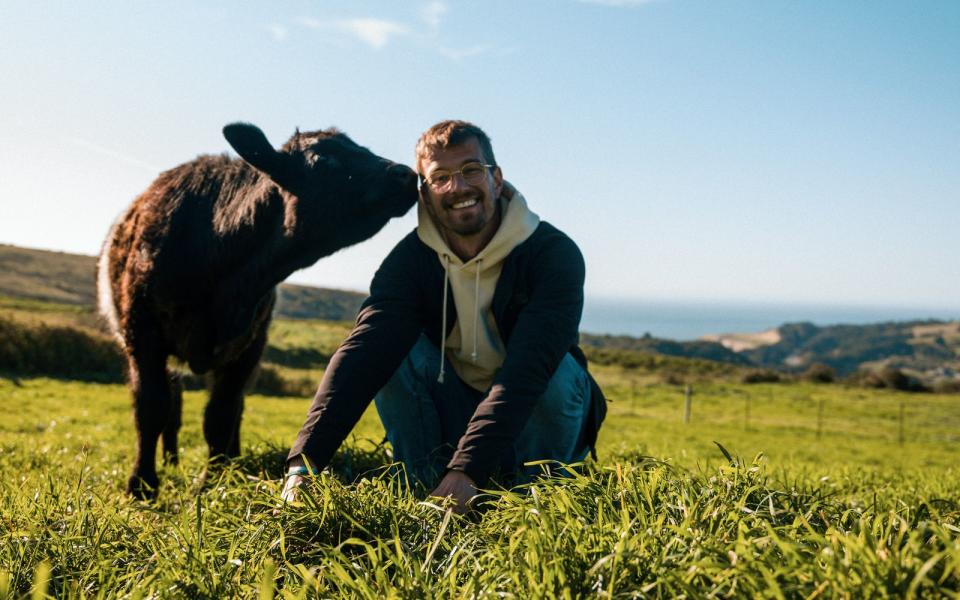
[700, 328, 781, 352]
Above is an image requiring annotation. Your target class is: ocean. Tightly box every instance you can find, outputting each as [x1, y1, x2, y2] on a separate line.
[580, 298, 960, 341]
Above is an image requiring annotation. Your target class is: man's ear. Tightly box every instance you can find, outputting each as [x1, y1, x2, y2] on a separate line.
[492, 165, 504, 199]
[223, 122, 297, 184]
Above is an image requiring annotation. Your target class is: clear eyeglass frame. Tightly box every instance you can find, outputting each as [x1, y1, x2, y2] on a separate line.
[421, 162, 495, 192]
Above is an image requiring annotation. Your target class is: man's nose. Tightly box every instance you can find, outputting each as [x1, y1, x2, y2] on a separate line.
[448, 171, 470, 192]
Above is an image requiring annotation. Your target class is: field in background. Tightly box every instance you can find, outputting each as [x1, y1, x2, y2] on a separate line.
[2, 285, 960, 595]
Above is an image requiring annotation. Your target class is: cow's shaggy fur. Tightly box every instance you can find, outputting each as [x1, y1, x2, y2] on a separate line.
[97, 123, 417, 498]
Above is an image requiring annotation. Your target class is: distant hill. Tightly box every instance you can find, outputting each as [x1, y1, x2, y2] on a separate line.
[3, 243, 957, 383]
[0, 243, 365, 321]
[0, 244, 98, 305]
[275, 283, 364, 321]
[580, 332, 751, 366]
[739, 320, 960, 377]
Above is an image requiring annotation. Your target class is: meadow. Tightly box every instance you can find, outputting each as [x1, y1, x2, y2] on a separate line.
[2, 313, 960, 597]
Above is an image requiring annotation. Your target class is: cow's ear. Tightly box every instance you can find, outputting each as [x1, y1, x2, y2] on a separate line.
[223, 123, 296, 182]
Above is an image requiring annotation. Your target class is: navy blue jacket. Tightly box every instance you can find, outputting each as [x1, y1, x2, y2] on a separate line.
[288, 221, 606, 485]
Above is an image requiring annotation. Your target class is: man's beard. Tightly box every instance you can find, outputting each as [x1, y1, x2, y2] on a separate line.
[427, 193, 489, 237]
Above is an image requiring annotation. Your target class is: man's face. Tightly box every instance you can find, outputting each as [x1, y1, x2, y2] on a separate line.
[420, 138, 503, 241]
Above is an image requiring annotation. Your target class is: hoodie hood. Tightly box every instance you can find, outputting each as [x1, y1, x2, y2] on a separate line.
[417, 189, 540, 390]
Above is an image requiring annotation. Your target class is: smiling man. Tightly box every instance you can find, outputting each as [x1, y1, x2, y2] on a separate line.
[283, 120, 606, 512]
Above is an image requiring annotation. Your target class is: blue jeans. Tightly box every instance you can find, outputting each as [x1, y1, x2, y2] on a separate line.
[374, 335, 591, 488]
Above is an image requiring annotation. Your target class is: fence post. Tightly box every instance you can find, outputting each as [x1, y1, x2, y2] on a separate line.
[816, 398, 825, 440]
[744, 393, 751, 431]
[898, 400, 905, 446]
[684, 385, 693, 424]
[631, 380, 638, 416]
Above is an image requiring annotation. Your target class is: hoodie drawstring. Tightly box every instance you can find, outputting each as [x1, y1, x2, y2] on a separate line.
[471, 258, 482, 363]
[437, 255, 450, 383]
[438, 256, 484, 382]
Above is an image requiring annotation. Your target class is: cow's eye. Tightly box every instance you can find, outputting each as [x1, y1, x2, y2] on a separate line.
[307, 154, 341, 170]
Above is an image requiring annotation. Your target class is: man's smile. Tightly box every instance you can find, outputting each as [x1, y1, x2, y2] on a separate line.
[448, 197, 480, 210]
[450, 198, 477, 210]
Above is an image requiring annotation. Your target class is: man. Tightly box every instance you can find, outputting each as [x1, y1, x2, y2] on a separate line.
[282, 120, 605, 512]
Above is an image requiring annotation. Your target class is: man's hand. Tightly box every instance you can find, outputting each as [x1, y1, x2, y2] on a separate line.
[430, 470, 477, 514]
[280, 473, 304, 504]
[279, 457, 310, 505]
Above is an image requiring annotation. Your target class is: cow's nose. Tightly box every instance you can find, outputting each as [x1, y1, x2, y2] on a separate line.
[387, 162, 413, 176]
[387, 162, 417, 185]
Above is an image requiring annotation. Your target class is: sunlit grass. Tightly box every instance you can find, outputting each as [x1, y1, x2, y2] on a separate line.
[1, 375, 958, 597]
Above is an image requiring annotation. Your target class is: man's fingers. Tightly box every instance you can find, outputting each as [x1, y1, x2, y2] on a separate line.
[281, 474, 304, 503]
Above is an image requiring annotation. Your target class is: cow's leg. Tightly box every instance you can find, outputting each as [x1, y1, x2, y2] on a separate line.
[161, 373, 183, 465]
[127, 343, 171, 500]
[203, 319, 269, 462]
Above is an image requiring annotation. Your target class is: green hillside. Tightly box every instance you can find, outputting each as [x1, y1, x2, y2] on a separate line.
[0, 243, 365, 321]
[581, 332, 751, 366]
[743, 320, 960, 379]
[0, 244, 98, 305]
[2, 243, 958, 387]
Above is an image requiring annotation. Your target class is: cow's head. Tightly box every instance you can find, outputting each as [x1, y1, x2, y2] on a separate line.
[223, 122, 417, 251]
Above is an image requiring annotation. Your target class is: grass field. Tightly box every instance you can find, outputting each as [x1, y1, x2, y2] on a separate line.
[2, 367, 959, 597]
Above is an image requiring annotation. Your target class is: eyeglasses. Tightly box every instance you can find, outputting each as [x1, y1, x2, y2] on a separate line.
[420, 162, 495, 192]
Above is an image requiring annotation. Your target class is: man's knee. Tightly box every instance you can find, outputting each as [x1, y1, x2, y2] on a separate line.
[532, 354, 591, 422]
[513, 354, 591, 470]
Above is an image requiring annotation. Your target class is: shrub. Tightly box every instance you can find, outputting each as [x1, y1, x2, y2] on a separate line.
[932, 378, 960, 394]
[802, 363, 835, 383]
[741, 369, 781, 384]
[661, 372, 686, 385]
[178, 364, 317, 398]
[251, 365, 317, 397]
[0, 314, 124, 381]
[854, 367, 929, 393]
[0, 314, 317, 397]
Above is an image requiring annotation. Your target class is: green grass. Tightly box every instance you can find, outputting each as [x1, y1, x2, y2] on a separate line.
[1, 375, 958, 598]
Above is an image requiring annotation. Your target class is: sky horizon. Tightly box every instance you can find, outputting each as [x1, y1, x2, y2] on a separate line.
[2, 1, 958, 311]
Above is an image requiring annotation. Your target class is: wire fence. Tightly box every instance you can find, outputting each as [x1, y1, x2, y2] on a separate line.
[609, 380, 960, 446]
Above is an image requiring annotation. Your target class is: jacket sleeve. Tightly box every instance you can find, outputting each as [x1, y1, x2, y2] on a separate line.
[287, 235, 424, 469]
[446, 234, 585, 485]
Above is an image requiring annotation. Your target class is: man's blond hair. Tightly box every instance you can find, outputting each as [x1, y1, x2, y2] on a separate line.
[415, 120, 497, 174]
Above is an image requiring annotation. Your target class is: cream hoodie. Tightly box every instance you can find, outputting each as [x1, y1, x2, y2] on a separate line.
[417, 190, 540, 391]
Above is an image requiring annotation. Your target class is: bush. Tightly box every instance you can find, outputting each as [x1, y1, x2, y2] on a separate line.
[0, 314, 317, 397]
[741, 369, 781, 384]
[661, 372, 686, 385]
[802, 363, 835, 383]
[178, 364, 317, 398]
[251, 365, 317, 397]
[932, 378, 960, 394]
[854, 367, 929, 393]
[0, 314, 124, 381]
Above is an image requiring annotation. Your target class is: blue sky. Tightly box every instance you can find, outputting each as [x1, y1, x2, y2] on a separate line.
[1, 1, 958, 311]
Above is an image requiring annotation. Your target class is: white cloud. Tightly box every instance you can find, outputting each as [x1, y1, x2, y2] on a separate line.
[296, 8, 498, 58]
[267, 24, 288, 42]
[298, 17, 408, 49]
[420, 1, 448, 28]
[340, 18, 408, 49]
